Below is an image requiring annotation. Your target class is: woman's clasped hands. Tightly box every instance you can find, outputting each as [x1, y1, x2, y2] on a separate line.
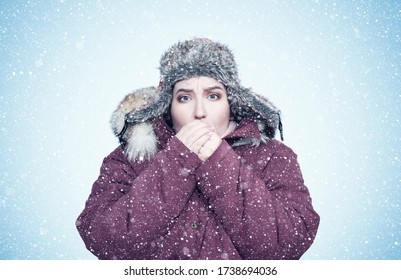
[175, 120, 222, 162]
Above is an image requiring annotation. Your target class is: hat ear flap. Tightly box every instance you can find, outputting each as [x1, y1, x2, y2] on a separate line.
[125, 90, 171, 124]
[111, 87, 158, 137]
[110, 86, 163, 161]
[228, 86, 283, 140]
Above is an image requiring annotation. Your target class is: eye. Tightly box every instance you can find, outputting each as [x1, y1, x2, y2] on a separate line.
[207, 93, 220, 100]
[178, 95, 191, 103]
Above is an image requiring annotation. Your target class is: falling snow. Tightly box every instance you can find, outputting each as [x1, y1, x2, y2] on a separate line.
[1, 1, 400, 260]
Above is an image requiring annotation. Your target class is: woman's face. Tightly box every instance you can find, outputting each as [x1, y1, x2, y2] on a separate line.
[171, 76, 230, 137]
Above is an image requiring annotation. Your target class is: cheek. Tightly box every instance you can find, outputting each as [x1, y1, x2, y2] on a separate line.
[171, 103, 190, 132]
[219, 102, 230, 120]
[213, 102, 231, 134]
[216, 108, 229, 123]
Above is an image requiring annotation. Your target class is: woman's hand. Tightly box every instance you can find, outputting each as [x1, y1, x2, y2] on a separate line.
[175, 120, 222, 161]
[197, 131, 221, 161]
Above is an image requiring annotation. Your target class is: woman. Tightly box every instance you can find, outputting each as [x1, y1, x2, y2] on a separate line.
[76, 38, 320, 260]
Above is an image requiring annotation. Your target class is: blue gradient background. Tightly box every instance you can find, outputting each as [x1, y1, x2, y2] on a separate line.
[1, 1, 400, 259]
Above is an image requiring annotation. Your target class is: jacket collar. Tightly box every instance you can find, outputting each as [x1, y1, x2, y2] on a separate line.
[224, 118, 261, 140]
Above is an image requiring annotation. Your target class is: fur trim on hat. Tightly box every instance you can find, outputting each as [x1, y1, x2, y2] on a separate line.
[110, 87, 159, 162]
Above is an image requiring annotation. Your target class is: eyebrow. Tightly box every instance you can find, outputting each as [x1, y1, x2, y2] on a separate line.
[205, 85, 225, 91]
[174, 85, 225, 95]
[174, 88, 194, 95]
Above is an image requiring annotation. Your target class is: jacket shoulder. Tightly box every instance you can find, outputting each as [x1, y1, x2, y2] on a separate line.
[240, 138, 298, 160]
[99, 146, 136, 176]
[233, 138, 299, 175]
[264, 139, 298, 157]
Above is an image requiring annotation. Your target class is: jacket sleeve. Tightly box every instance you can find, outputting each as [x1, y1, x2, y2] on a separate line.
[196, 140, 320, 259]
[76, 137, 202, 259]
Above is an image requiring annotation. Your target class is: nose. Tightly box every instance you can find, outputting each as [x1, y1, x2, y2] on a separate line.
[194, 100, 206, 119]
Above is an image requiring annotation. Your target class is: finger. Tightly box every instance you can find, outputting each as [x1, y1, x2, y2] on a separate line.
[176, 120, 210, 140]
[176, 122, 213, 146]
[190, 132, 213, 154]
[186, 126, 214, 147]
[197, 132, 222, 161]
[181, 128, 212, 154]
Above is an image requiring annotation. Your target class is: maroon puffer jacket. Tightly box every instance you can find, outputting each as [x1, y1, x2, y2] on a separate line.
[76, 118, 319, 260]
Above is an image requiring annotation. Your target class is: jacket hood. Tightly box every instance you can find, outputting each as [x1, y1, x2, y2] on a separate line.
[110, 86, 283, 162]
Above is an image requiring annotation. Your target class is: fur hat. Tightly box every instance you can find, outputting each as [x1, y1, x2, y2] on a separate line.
[112, 38, 283, 161]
